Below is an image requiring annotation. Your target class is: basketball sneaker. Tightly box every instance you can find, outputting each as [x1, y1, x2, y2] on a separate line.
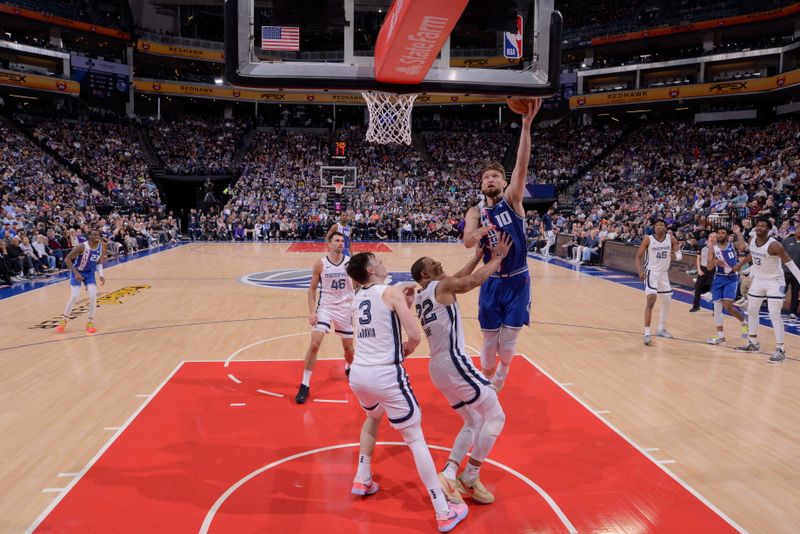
[438, 473, 464, 504]
[706, 335, 726, 345]
[734, 341, 760, 353]
[769, 347, 786, 363]
[295, 384, 310, 404]
[643, 334, 652, 346]
[456, 475, 494, 504]
[656, 329, 674, 339]
[86, 322, 97, 334]
[351, 478, 379, 496]
[55, 319, 66, 334]
[436, 502, 468, 533]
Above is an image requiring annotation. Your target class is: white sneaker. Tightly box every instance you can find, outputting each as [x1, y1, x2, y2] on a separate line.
[701, 292, 712, 302]
[789, 314, 798, 320]
[734, 297, 747, 307]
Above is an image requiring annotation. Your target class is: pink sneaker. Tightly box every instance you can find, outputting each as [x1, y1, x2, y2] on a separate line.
[351, 478, 380, 496]
[436, 502, 468, 532]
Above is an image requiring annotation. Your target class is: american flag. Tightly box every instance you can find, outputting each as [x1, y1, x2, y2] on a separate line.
[261, 26, 300, 51]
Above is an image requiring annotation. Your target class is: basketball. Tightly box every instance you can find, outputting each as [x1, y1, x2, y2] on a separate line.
[507, 97, 537, 114]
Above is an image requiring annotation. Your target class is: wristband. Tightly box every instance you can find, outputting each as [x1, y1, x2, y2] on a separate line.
[675, 250, 683, 260]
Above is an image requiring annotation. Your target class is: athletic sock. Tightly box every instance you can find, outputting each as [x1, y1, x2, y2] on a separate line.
[461, 463, 480, 483]
[302, 370, 312, 387]
[644, 327, 651, 336]
[356, 454, 371, 482]
[442, 461, 458, 480]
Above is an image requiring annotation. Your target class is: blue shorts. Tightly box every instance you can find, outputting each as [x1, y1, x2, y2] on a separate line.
[478, 271, 531, 331]
[70, 270, 96, 287]
[711, 275, 738, 302]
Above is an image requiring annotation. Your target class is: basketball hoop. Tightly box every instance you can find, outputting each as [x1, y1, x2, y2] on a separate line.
[333, 181, 345, 195]
[361, 91, 418, 145]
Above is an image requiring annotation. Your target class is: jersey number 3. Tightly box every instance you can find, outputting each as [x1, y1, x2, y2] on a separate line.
[358, 301, 372, 325]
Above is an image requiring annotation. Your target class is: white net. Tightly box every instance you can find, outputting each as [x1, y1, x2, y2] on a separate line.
[361, 91, 418, 145]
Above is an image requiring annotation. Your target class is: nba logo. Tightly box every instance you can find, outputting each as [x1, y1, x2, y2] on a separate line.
[153, 83, 161, 91]
[577, 97, 586, 106]
[56, 81, 66, 91]
[142, 42, 150, 50]
[503, 15, 523, 59]
[777, 76, 786, 87]
[669, 88, 680, 98]
[233, 90, 240, 98]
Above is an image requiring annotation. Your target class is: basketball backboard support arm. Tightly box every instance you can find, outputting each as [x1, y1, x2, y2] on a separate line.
[224, 0, 562, 97]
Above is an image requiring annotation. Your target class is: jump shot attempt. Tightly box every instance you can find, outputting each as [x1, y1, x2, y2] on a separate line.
[296, 232, 354, 404]
[463, 98, 541, 392]
[56, 228, 106, 334]
[410, 234, 511, 505]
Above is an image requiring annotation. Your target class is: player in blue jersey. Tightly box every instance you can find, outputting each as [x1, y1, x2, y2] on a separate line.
[56, 228, 106, 334]
[327, 212, 353, 256]
[707, 226, 749, 345]
[463, 98, 542, 392]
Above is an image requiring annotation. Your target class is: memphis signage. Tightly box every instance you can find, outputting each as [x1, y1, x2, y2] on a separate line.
[240, 270, 414, 290]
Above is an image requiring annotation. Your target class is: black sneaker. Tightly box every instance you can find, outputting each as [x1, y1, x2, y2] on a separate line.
[295, 384, 310, 404]
[689, 307, 700, 312]
[345, 366, 351, 377]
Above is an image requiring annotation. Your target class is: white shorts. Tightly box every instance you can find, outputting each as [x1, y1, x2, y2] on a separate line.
[313, 306, 353, 338]
[644, 270, 672, 296]
[348, 363, 420, 430]
[748, 276, 786, 300]
[429, 353, 494, 410]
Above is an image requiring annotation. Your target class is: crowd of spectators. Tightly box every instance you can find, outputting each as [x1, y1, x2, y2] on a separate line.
[1, 116, 177, 286]
[541, 117, 800, 258]
[149, 115, 250, 175]
[21, 116, 163, 210]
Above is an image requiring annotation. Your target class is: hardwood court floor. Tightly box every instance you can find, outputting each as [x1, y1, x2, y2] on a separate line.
[1, 242, 798, 533]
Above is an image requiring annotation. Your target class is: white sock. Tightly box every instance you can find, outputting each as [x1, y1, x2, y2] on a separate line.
[747, 297, 763, 344]
[442, 461, 458, 480]
[404, 430, 449, 515]
[461, 463, 480, 483]
[301, 370, 312, 387]
[644, 327, 651, 336]
[768, 298, 785, 345]
[658, 296, 671, 331]
[356, 454, 371, 482]
[496, 362, 510, 379]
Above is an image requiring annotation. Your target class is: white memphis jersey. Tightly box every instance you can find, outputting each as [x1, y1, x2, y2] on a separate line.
[414, 281, 465, 361]
[749, 236, 783, 279]
[645, 235, 672, 272]
[318, 255, 353, 310]
[352, 284, 402, 366]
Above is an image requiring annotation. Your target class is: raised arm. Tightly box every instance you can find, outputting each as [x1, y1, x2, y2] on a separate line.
[384, 285, 421, 357]
[452, 245, 486, 278]
[506, 99, 542, 213]
[307, 259, 323, 325]
[635, 236, 650, 281]
[439, 234, 511, 296]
